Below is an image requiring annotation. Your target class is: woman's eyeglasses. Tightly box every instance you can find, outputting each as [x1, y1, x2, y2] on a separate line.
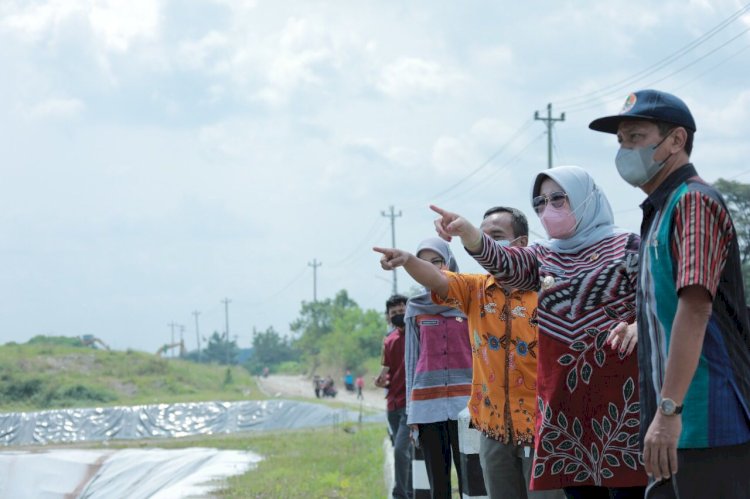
[532, 191, 568, 214]
[428, 258, 445, 267]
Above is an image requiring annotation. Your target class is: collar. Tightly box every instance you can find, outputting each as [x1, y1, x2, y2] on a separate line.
[484, 273, 528, 298]
[640, 163, 697, 212]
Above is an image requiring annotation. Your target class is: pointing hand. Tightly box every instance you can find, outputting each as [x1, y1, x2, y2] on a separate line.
[373, 247, 410, 270]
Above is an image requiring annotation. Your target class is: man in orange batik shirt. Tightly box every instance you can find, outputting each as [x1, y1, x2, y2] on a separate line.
[376, 206, 563, 499]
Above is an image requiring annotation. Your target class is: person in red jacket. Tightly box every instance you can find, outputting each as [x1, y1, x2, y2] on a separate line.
[376, 294, 412, 499]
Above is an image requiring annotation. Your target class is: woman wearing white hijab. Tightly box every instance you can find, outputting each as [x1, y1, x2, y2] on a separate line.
[404, 237, 472, 499]
[423, 166, 648, 498]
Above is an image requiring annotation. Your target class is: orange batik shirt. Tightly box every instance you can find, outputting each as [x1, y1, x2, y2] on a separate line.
[433, 271, 539, 445]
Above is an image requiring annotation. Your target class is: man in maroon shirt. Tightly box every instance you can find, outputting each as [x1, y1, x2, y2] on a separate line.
[376, 294, 412, 499]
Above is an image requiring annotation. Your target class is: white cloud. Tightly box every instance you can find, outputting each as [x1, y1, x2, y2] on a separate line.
[2, 0, 159, 51]
[699, 89, 750, 138]
[432, 135, 473, 175]
[88, 0, 159, 52]
[177, 31, 229, 71]
[1, 0, 83, 41]
[255, 17, 343, 105]
[27, 97, 85, 119]
[472, 45, 513, 68]
[377, 57, 464, 99]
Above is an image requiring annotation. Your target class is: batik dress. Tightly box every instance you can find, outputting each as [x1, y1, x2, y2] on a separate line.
[472, 232, 647, 489]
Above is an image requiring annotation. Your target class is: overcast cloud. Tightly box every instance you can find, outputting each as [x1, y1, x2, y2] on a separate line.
[2, 0, 749, 353]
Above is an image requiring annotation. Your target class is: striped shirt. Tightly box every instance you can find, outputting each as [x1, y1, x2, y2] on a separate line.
[638, 163, 750, 448]
[405, 313, 472, 425]
[470, 232, 647, 489]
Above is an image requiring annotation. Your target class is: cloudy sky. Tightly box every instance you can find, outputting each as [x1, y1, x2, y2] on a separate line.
[2, 0, 749, 353]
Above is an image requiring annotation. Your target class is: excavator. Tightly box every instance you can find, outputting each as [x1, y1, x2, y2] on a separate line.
[156, 340, 186, 358]
[80, 334, 110, 350]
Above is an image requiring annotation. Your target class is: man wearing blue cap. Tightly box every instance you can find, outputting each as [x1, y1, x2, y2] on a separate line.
[590, 90, 750, 498]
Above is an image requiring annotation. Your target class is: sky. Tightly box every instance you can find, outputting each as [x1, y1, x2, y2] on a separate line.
[2, 0, 750, 354]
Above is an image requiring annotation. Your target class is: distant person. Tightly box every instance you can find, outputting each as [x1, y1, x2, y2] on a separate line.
[429, 166, 647, 497]
[590, 89, 750, 498]
[323, 376, 337, 398]
[356, 375, 364, 400]
[313, 375, 322, 398]
[344, 369, 355, 392]
[400, 238, 472, 499]
[377, 207, 563, 499]
[376, 294, 412, 499]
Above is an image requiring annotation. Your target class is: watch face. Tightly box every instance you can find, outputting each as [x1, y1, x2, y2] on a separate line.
[660, 398, 676, 415]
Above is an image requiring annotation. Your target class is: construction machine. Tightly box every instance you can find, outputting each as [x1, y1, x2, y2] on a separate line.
[156, 340, 186, 358]
[80, 334, 110, 350]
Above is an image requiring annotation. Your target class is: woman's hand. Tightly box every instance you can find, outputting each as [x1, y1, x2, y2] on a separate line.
[430, 205, 482, 250]
[606, 321, 637, 356]
[373, 247, 411, 270]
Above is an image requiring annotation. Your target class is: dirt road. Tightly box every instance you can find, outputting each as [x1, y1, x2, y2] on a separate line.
[256, 374, 387, 412]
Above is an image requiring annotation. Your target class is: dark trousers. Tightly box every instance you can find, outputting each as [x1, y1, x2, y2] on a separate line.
[418, 420, 463, 499]
[388, 408, 413, 499]
[644, 440, 750, 499]
[563, 486, 644, 499]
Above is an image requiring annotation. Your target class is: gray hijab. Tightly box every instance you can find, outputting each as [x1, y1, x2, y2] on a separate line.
[532, 165, 628, 254]
[405, 238, 464, 319]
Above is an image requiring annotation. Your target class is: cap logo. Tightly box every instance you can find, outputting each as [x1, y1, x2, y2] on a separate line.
[620, 93, 637, 114]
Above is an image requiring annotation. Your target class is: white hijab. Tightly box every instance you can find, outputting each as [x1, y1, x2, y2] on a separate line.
[532, 165, 628, 254]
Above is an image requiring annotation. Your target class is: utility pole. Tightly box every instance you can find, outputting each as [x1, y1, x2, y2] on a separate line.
[222, 298, 231, 365]
[381, 205, 402, 295]
[167, 322, 178, 357]
[178, 325, 185, 358]
[193, 310, 201, 363]
[534, 103, 566, 169]
[308, 259, 322, 302]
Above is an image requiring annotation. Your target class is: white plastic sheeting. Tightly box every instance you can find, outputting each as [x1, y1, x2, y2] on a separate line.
[0, 399, 382, 446]
[0, 447, 261, 499]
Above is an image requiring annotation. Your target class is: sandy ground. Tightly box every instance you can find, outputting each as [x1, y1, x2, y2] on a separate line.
[256, 374, 387, 412]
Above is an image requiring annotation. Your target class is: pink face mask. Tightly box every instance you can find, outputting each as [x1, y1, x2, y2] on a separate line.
[540, 204, 576, 239]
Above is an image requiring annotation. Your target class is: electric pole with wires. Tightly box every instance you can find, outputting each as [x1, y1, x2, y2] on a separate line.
[534, 103, 565, 169]
[381, 205, 402, 295]
[308, 258, 322, 302]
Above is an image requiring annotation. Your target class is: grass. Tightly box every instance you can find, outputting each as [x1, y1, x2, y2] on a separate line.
[0, 340, 264, 412]
[106, 423, 388, 498]
[0, 337, 390, 497]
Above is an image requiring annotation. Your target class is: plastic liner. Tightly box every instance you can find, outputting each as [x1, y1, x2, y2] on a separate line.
[0, 399, 384, 447]
[0, 447, 262, 498]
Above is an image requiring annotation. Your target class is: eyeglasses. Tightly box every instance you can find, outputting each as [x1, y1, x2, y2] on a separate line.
[428, 258, 445, 267]
[532, 191, 568, 214]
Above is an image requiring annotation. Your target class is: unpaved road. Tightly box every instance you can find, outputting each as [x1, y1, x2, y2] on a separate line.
[256, 374, 387, 412]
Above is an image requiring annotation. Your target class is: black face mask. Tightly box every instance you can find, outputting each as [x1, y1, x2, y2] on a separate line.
[390, 314, 405, 328]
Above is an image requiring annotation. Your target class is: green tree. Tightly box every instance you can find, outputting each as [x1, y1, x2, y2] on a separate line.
[319, 306, 386, 371]
[245, 326, 299, 374]
[201, 331, 239, 365]
[290, 290, 386, 373]
[290, 290, 358, 371]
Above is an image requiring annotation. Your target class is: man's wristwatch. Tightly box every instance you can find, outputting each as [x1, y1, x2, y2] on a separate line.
[659, 397, 683, 416]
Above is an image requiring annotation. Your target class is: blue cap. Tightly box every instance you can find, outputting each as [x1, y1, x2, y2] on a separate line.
[588, 89, 696, 134]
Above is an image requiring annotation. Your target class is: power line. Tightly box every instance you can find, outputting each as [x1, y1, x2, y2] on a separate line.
[429, 118, 534, 201]
[437, 131, 546, 205]
[672, 42, 750, 93]
[564, 24, 750, 115]
[327, 217, 387, 268]
[555, 2, 750, 107]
